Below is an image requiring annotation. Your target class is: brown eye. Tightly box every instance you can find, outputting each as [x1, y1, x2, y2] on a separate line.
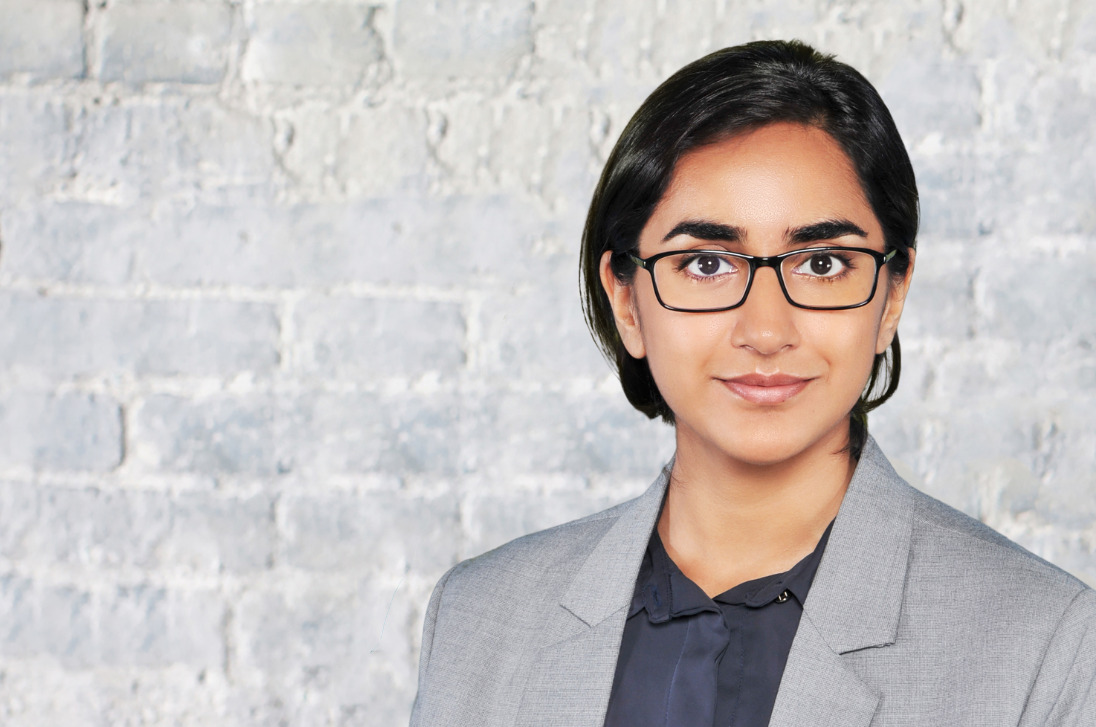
[809, 255, 833, 275]
[696, 256, 723, 275]
[680, 253, 737, 278]
[791, 252, 850, 279]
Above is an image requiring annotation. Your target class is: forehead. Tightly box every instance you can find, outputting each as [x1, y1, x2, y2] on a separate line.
[647, 122, 879, 242]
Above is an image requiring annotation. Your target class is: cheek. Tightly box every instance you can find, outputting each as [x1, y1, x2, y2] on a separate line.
[634, 295, 726, 392]
[801, 307, 884, 392]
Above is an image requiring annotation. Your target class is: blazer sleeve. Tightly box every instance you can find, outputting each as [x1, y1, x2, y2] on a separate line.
[1019, 586, 1096, 727]
[409, 564, 459, 727]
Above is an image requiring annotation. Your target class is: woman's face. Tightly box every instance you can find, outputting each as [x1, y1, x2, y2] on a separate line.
[600, 122, 913, 468]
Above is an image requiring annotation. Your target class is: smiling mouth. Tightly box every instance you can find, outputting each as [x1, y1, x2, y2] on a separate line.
[720, 373, 812, 405]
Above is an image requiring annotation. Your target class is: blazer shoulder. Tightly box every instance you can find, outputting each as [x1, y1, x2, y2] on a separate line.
[439, 493, 640, 597]
[907, 483, 1089, 600]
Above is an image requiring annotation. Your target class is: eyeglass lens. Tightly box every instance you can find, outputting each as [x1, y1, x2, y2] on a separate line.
[651, 249, 880, 310]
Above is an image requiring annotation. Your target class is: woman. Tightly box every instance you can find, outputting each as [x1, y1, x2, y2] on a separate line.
[410, 40, 1096, 727]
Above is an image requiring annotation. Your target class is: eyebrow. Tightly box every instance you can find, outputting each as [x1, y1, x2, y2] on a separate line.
[661, 218, 868, 245]
[661, 221, 744, 243]
[788, 219, 868, 244]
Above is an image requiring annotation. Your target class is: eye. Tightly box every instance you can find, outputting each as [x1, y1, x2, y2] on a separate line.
[792, 251, 850, 279]
[681, 253, 737, 278]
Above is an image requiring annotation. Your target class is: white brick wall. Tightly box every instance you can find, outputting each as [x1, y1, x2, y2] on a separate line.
[0, 0, 1094, 723]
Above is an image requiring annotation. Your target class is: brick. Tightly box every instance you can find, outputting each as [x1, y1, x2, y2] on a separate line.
[395, 195, 560, 286]
[888, 399, 1047, 516]
[0, 576, 221, 668]
[978, 249, 1096, 345]
[478, 271, 607, 380]
[0, 662, 102, 726]
[393, 0, 533, 79]
[140, 196, 552, 288]
[242, 3, 384, 87]
[926, 341, 1037, 403]
[99, 1, 232, 85]
[585, 0, 724, 81]
[355, 663, 416, 727]
[912, 150, 986, 238]
[432, 97, 599, 207]
[97, 584, 224, 668]
[142, 202, 360, 287]
[1004, 80, 1096, 234]
[282, 491, 458, 574]
[136, 392, 462, 476]
[0, 292, 280, 378]
[72, 100, 275, 203]
[0, 0, 85, 80]
[7, 485, 171, 570]
[1075, 3, 1096, 54]
[137, 394, 281, 476]
[291, 392, 463, 476]
[460, 490, 626, 559]
[270, 104, 340, 190]
[166, 492, 276, 573]
[1034, 402, 1096, 520]
[294, 297, 466, 379]
[878, 56, 981, 144]
[70, 102, 184, 203]
[0, 203, 140, 284]
[0, 481, 37, 559]
[898, 241, 975, 341]
[180, 103, 279, 192]
[0, 574, 94, 666]
[0, 391, 122, 472]
[335, 105, 431, 196]
[971, 68, 1096, 235]
[6, 664, 234, 727]
[142, 202, 378, 287]
[0, 94, 72, 204]
[233, 578, 415, 696]
[0, 483, 274, 574]
[466, 390, 676, 477]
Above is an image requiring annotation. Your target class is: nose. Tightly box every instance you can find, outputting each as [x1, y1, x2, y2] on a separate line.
[729, 266, 799, 355]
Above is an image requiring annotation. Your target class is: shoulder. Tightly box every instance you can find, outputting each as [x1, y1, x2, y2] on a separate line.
[411, 492, 650, 725]
[437, 495, 637, 602]
[905, 482, 1088, 602]
[856, 438, 1088, 606]
[903, 496, 1096, 724]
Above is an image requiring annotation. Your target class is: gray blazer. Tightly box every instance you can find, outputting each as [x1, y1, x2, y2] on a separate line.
[411, 438, 1096, 726]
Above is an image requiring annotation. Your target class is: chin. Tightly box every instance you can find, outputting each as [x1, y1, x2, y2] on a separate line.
[684, 416, 852, 470]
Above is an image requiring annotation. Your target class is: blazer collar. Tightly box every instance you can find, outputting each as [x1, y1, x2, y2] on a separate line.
[769, 436, 915, 726]
[523, 438, 915, 726]
[555, 436, 915, 651]
[516, 463, 673, 727]
[801, 435, 914, 654]
[558, 461, 672, 628]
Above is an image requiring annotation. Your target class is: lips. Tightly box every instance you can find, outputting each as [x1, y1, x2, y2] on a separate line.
[720, 372, 811, 404]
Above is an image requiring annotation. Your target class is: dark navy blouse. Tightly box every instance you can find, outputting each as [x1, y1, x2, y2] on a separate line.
[603, 522, 833, 727]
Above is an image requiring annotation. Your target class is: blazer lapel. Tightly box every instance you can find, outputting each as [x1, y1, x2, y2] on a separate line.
[768, 615, 880, 727]
[515, 464, 671, 727]
[515, 438, 915, 727]
[770, 436, 915, 727]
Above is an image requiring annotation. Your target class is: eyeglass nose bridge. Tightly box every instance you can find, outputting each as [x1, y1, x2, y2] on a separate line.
[738, 254, 795, 308]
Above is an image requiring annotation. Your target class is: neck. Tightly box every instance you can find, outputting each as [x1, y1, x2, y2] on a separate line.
[657, 425, 854, 596]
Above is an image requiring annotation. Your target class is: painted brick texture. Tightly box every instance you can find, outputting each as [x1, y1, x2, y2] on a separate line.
[0, 0, 1094, 724]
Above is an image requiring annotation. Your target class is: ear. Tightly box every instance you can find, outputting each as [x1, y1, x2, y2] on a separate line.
[599, 250, 647, 359]
[875, 249, 915, 354]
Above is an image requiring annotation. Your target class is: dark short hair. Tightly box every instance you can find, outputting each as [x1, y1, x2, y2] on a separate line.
[579, 39, 918, 459]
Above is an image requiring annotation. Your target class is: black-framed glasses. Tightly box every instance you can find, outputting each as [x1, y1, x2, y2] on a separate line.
[623, 246, 897, 312]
